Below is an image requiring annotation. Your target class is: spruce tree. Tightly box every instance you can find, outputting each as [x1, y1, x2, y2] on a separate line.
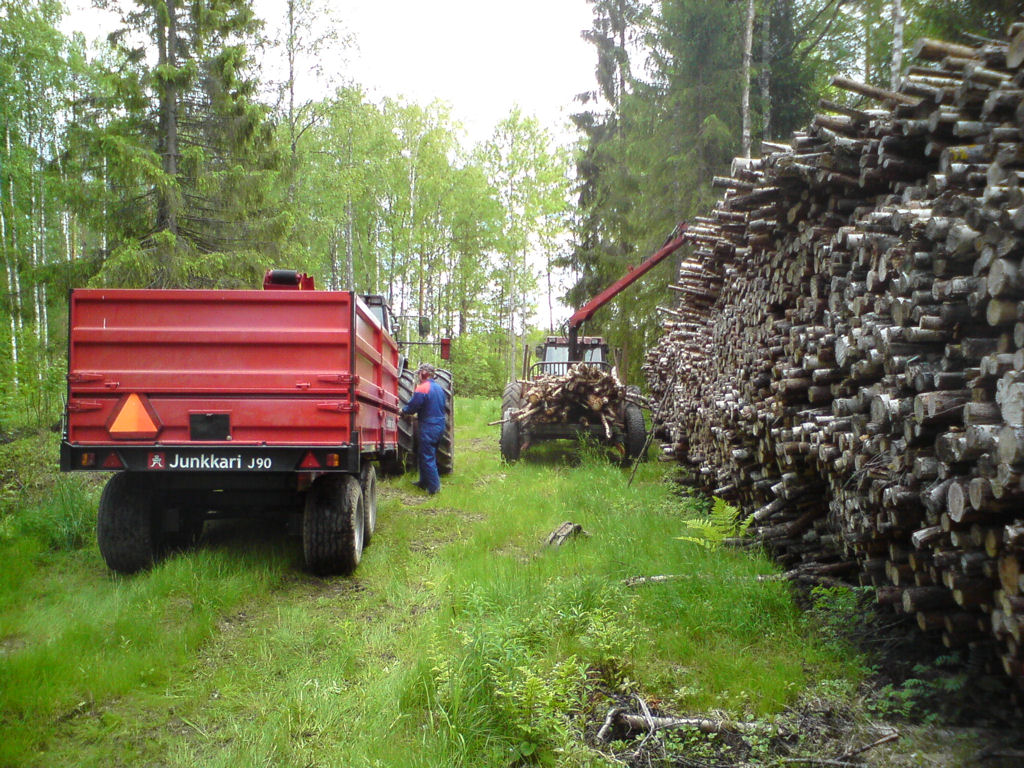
[84, 0, 280, 288]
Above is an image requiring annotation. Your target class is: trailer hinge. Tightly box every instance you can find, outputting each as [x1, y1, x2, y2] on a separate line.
[67, 400, 104, 413]
[67, 372, 105, 384]
[316, 401, 358, 413]
[317, 373, 359, 386]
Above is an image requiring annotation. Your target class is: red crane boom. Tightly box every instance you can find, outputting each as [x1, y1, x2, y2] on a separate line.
[567, 222, 689, 360]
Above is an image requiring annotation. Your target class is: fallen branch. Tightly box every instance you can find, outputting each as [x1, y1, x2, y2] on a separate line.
[622, 574, 684, 587]
[546, 522, 589, 547]
[836, 729, 899, 759]
[596, 706, 767, 742]
[785, 728, 899, 766]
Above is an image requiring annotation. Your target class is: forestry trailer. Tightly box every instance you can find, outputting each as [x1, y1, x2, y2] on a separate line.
[60, 269, 453, 576]
[500, 223, 689, 462]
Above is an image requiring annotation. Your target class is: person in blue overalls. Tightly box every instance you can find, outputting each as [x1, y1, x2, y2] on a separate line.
[401, 362, 446, 494]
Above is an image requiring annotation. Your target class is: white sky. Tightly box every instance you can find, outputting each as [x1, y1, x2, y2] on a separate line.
[64, 0, 598, 146]
[321, 0, 597, 146]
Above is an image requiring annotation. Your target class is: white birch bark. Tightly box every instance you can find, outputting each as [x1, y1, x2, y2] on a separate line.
[891, 0, 904, 91]
[741, 0, 756, 158]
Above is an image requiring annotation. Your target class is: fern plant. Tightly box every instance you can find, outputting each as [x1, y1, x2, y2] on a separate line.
[676, 496, 752, 547]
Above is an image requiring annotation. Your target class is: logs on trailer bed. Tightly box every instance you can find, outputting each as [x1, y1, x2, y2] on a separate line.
[510, 364, 626, 437]
[645, 18, 1024, 687]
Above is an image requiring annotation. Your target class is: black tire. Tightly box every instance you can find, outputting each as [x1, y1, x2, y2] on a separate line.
[303, 474, 364, 576]
[500, 410, 521, 463]
[395, 365, 418, 473]
[502, 381, 522, 414]
[435, 368, 454, 475]
[623, 403, 647, 462]
[360, 463, 377, 546]
[97, 472, 162, 574]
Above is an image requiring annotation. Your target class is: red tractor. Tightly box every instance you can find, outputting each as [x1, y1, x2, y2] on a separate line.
[61, 270, 453, 575]
[500, 224, 689, 462]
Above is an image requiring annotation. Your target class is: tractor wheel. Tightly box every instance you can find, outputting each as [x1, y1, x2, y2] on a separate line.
[97, 472, 162, 574]
[502, 381, 522, 414]
[394, 364, 418, 472]
[435, 368, 455, 475]
[500, 410, 521, 463]
[303, 474, 364, 576]
[623, 403, 647, 462]
[360, 463, 378, 546]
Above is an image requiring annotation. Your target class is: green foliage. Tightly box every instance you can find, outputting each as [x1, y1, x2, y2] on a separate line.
[676, 495, 751, 546]
[805, 584, 878, 662]
[476, 108, 571, 380]
[869, 655, 968, 722]
[0, 475, 95, 552]
[0, 432, 98, 551]
[424, 580, 631, 763]
[73, 0, 281, 289]
[446, 333, 506, 397]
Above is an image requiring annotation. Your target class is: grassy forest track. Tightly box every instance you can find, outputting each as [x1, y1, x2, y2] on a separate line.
[0, 399, 1019, 766]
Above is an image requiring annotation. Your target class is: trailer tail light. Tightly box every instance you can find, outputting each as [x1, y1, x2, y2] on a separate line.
[80, 452, 96, 467]
[107, 393, 161, 440]
[440, 337, 451, 360]
[299, 451, 320, 469]
[326, 453, 340, 467]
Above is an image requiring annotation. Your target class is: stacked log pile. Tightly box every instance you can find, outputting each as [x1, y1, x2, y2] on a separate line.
[509, 364, 625, 437]
[645, 21, 1024, 685]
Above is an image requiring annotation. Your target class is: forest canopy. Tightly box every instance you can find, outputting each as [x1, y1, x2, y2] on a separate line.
[0, 0, 1017, 428]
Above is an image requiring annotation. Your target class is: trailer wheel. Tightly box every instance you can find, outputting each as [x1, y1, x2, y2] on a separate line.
[500, 410, 521, 463]
[360, 463, 377, 546]
[303, 474, 364, 576]
[623, 403, 647, 462]
[435, 368, 455, 475]
[97, 472, 162, 574]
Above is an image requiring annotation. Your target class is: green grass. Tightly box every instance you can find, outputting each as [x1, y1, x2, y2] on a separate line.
[0, 398, 859, 767]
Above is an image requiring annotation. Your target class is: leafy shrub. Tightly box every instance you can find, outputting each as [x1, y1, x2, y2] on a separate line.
[425, 579, 640, 764]
[6, 476, 97, 551]
[447, 333, 506, 397]
[0, 432, 99, 551]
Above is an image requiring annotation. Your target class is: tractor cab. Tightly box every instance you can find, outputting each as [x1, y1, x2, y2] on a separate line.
[528, 336, 611, 378]
[361, 294, 395, 335]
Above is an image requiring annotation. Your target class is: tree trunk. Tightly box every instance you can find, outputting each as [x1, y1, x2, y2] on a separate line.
[741, 0, 755, 157]
[546, 254, 555, 333]
[329, 224, 340, 290]
[891, 0, 904, 91]
[37, 153, 47, 353]
[3, 122, 20, 389]
[1, 203, 16, 390]
[287, 0, 297, 204]
[760, 0, 772, 140]
[345, 196, 354, 290]
[156, 0, 179, 235]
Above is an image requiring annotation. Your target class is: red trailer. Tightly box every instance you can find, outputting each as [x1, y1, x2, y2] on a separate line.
[60, 271, 444, 575]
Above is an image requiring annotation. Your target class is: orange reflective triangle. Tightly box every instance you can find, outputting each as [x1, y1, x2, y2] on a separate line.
[298, 451, 320, 469]
[109, 394, 160, 439]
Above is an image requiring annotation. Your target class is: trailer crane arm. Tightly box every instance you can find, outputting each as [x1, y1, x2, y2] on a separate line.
[567, 221, 690, 361]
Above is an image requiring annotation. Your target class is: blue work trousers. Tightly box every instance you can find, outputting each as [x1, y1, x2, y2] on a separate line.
[418, 420, 444, 493]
